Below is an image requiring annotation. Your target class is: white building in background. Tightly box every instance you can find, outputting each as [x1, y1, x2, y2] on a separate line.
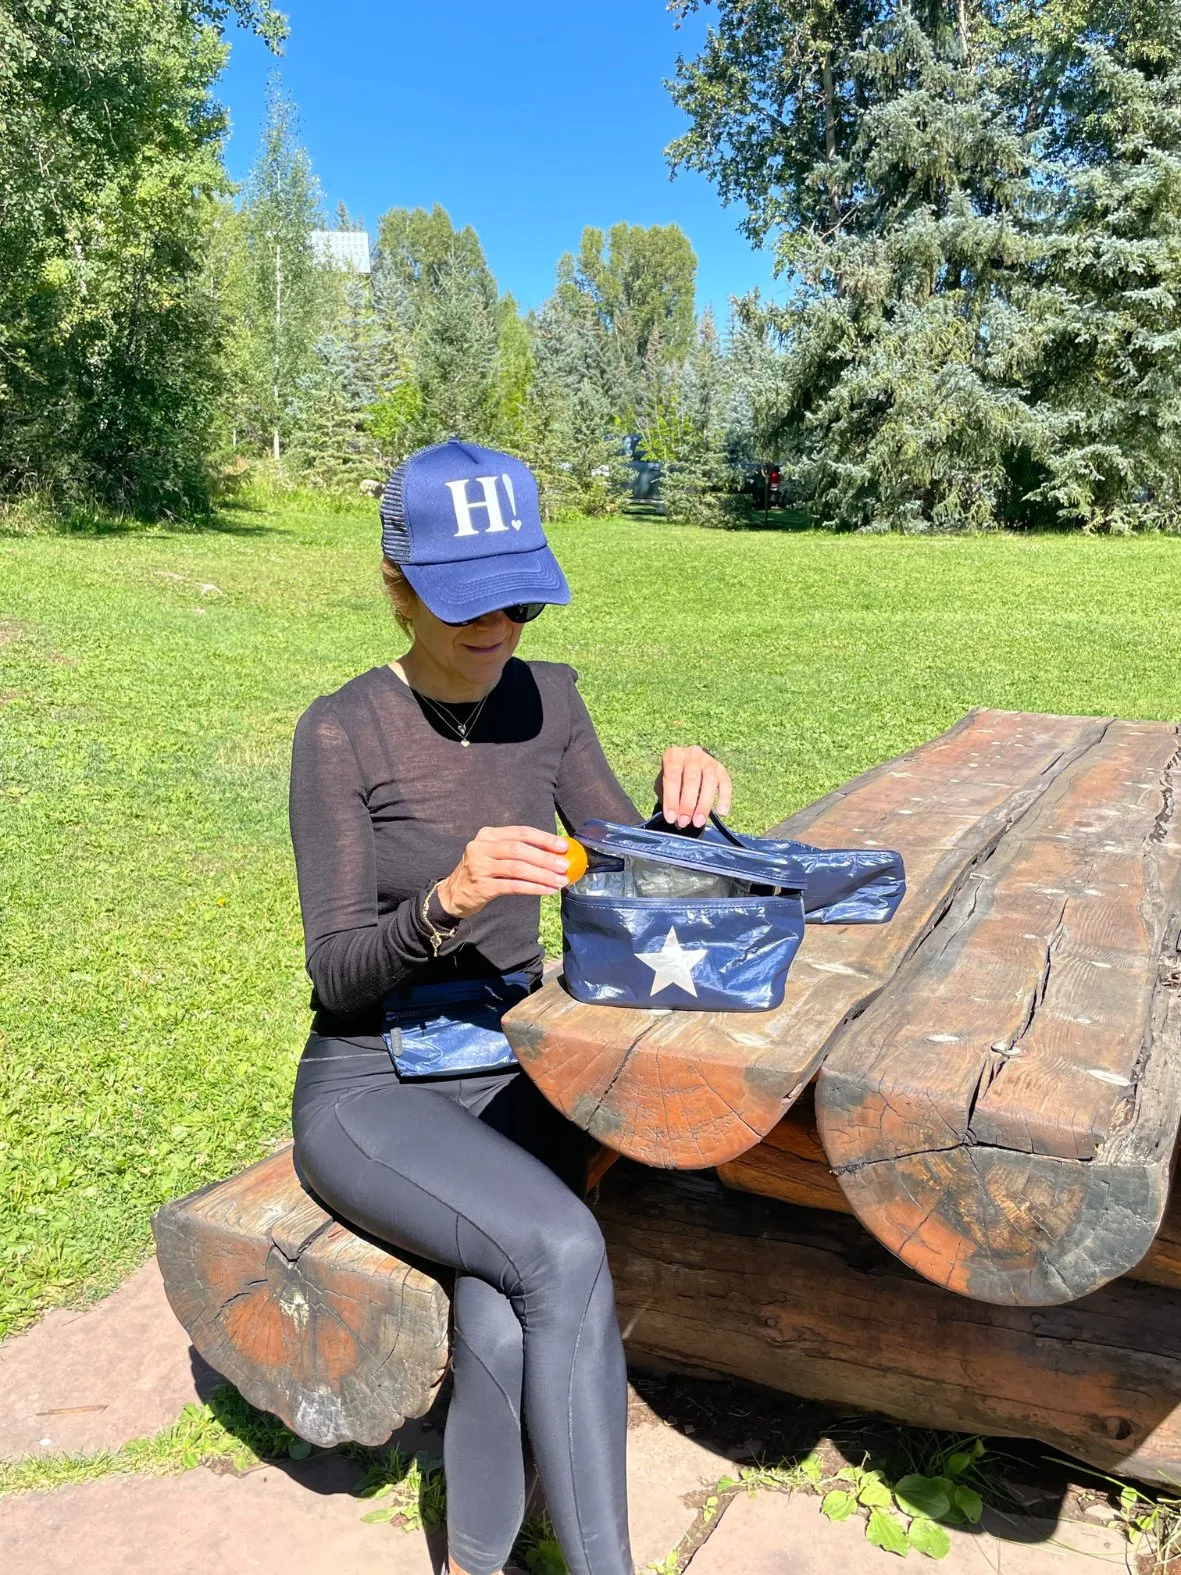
[310, 230, 372, 275]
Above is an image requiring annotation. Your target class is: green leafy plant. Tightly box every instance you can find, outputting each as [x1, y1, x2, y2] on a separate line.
[818, 1440, 987, 1559]
[741, 1452, 825, 1493]
[354, 1448, 446, 1532]
[513, 1513, 568, 1574]
[1047, 1458, 1181, 1572]
[526, 1543, 568, 1575]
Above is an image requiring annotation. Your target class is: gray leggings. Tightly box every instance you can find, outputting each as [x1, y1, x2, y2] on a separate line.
[291, 1036, 633, 1575]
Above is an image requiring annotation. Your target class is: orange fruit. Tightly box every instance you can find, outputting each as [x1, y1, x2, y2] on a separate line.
[564, 838, 589, 883]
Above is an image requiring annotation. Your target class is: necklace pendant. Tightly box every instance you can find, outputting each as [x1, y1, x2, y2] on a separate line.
[461, 738, 471, 748]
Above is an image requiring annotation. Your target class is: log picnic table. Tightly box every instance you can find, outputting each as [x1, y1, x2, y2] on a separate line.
[153, 708, 1181, 1482]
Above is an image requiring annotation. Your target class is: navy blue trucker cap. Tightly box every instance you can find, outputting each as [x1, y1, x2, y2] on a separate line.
[379, 440, 570, 622]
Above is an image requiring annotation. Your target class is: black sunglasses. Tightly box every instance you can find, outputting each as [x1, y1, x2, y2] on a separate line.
[442, 603, 547, 628]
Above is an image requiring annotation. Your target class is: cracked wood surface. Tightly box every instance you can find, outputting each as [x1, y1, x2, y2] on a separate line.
[600, 1162, 1181, 1485]
[817, 719, 1181, 1306]
[151, 1146, 450, 1447]
[717, 1094, 1181, 1292]
[504, 708, 1106, 1168]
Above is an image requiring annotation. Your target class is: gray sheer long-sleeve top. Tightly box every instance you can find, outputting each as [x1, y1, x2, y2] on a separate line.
[288, 658, 639, 1046]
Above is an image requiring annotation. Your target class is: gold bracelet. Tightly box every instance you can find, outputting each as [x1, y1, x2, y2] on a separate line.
[422, 882, 460, 956]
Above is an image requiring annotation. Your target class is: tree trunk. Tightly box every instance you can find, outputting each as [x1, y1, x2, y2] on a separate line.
[821, 52, 840, 230]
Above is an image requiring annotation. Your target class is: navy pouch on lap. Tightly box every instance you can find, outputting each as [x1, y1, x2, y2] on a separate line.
[382, 973, 531, 1078]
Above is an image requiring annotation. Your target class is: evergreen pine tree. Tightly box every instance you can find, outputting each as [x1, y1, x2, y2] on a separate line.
[287, 276, 383, 490]
[670, 0, 1181, 531]
[522, 290, 629, 518]
[1028, 25, 1181, 530]
[411, 245, 502, 447]
[241, 76, 328, 463]
[641, 309, 737, 526]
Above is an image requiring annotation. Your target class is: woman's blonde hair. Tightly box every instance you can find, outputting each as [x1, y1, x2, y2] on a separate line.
[381, 558, 417, 636]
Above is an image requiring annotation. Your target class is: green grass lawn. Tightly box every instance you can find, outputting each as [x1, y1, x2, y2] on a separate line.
[2, 503, 1179, 1337]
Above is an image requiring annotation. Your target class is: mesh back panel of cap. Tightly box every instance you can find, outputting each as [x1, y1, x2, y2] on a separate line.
[379, 441, 463, 562]
[379, 463, 411, 562]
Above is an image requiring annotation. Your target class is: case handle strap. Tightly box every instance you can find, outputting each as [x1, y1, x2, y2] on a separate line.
[708, 810, 746, 847]
[647, 805, 749, 848]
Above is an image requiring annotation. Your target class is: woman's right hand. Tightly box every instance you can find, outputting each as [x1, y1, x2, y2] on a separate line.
[437, 826, 573, 919]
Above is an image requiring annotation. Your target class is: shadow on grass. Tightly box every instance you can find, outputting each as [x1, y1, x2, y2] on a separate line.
[620, 498, 817, 532]
[734, 504, 814, 532]
[0, 509, 288, 541]
[0, 489, 314, 539]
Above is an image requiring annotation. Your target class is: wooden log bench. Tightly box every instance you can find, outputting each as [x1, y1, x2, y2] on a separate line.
[153, 1124, 1181, 1482]
[153, 1144, 451, 1448]
[598, 1158, 1181, 1486]
[503, 708, 1123, 1169]
[505, 708, 1181, 1307]
[815, 717, 1181, 1306]
[152, 708, 1181, 1482]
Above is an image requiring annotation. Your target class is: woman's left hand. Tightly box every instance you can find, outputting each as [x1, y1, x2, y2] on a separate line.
[655, 746, 733, 828]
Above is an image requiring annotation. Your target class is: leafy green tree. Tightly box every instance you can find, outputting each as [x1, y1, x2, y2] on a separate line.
[558, 223, 698, 425]
[670, 0, 1181, 532]
[668, 0, 878, 244]
[570, 222, 698, 363]
[240, 77, 329, 462]
[0, 0, 283, 515]
[373, 205, 497, 329]
[206, 200, 257, 460]
[496, 296, 535, 451]
[367, 206, 525, 464]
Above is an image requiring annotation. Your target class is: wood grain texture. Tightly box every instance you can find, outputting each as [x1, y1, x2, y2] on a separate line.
[505, 709, 1107, 1168]
[716, 1089, 851, 1215]
[817, 720, 1181, 1306]
[600, 1162, 1181, 1486]
[151, 1146, 450, 1447]
[716, 1098, 1181, 1292]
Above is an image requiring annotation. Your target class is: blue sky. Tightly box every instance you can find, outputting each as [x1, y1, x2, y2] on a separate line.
[216, 0, 782, 321]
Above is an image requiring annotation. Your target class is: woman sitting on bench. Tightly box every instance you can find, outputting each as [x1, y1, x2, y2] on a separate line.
[287, 440, 732, 1575]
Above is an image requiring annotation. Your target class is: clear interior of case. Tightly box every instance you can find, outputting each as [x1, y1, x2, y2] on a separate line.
[569, 852, 756, 900]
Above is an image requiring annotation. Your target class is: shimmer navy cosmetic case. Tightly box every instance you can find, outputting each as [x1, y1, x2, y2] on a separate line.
[561, 812, 905, 1013]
